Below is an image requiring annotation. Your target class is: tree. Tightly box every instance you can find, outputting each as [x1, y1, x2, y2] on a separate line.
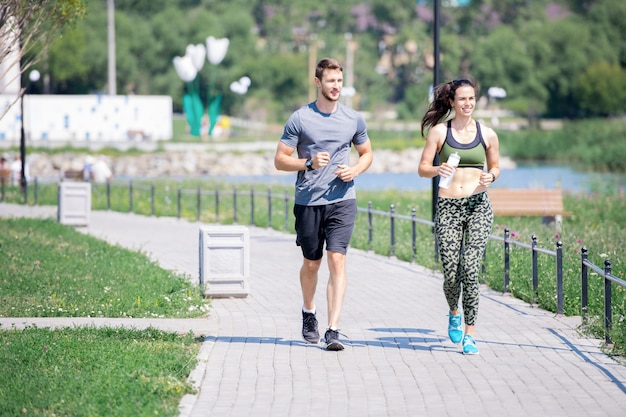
[4, 0, 625, 122]
[573, 62, 626, 116]
[0, 0, 86, 118]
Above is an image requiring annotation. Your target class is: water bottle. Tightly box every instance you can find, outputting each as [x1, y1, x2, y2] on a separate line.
[439, 152, 460, 189]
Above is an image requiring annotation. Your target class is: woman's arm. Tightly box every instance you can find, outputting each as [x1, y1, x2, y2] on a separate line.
[480, 126, 500, 186]
[418, 123, 446, 179]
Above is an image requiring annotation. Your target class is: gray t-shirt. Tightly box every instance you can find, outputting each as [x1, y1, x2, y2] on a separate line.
[280, 102, 369, 206]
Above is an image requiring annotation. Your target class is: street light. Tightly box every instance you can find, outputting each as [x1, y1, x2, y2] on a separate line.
[432, 0, 441, 260]
[20, 69, 40, 201]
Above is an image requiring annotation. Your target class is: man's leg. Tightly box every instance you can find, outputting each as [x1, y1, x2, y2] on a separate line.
[326, 250, 347, 329]
[300, 257, 322, 311]
[300, 257, 322, 343]
[322, 250, 347, 350]
[321, 199, 355, 351]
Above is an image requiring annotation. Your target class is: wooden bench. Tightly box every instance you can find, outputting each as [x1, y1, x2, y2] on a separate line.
[488, 188, 572, 224]
[0, 168, 10, 185]
[62, 169, 85, 181]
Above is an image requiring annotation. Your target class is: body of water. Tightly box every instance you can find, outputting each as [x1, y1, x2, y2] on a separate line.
[215, 165, 624, 193]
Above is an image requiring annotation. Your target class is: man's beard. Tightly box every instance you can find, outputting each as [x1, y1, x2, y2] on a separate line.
[321, 88, 340, 102]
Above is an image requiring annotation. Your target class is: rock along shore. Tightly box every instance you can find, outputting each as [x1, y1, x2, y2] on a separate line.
[10, 144, 516, 180]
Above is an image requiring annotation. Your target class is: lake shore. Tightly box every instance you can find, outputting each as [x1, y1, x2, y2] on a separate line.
[15, 146, 518, 180]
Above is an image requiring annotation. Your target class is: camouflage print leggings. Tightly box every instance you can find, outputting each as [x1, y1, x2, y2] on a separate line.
[435, 192, 493, 326]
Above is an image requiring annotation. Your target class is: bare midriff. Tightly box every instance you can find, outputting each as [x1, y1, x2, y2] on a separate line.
[438, 167, 487, 199]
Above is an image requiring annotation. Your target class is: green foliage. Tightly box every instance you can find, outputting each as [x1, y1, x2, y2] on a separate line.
[241, 53, 310, 120]
[499, 118, 626, 171]
[1, 0, 87, 96]
[0, 326, 199, 417]
[574, 62, 626, 116]
[587, 0, 626, 67]
[24, 0, 625, 121]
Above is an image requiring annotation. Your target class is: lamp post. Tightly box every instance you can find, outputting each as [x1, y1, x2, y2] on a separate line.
[20, 69, 40, 202]
[431, 0, 441, 259]
[107, 0, 116, 95]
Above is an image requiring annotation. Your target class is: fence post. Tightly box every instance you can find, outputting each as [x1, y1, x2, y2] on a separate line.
[389, 204, 395, 258]
[267, 187, 272, 229]
[367, 201, 373, 252]
[151, 183, 155, 216]
[215, 189, 220, 222]
[106, 180, 111, 211]
[411, 208, 417, 263]
[284, 190, 289, 231]
[556, 240, 564, 315]
[250, 187, 255, 226]
[129, 180, 133, 213]
[233, 187, 238, 223]
[581, 246, 588, 323]
[532, 235, 538, 304]
[604, 259, 613, 345]
[434, 212, 439, 264]
[177, 186, 181, 219]
[196, 186, 201, 222]
[33, 177, 39, 206]
[22, 178, 27, 205]
[504, 227, 510, 293]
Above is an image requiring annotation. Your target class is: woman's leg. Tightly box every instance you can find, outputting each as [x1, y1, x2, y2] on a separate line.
[460, 194, 493, 336]
[435, 198, 465, 313]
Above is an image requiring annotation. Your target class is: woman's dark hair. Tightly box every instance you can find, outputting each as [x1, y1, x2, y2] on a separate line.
[420, 78, 476, 137]
[315, 58, 343, 80]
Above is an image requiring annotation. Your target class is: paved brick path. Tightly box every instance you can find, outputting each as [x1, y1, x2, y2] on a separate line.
[1, 203, 625, 417]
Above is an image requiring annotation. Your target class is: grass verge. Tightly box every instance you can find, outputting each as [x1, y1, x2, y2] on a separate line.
[0, 217, 209, 318]
[0, 326, 199, 417]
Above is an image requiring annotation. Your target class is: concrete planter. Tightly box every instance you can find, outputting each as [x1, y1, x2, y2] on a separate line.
[57, 181, 91, 226]
[199, 225, 250, 298]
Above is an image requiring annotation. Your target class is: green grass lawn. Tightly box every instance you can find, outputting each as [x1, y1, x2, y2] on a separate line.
[0, 217, 210, 318]
[0, 326, 198, 417]
[0, 217, 209, 417]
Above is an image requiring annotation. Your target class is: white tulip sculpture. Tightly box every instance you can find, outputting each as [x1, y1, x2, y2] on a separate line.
[173, 44, 205, 136]
[230, 76, 251, 95]
[206, 36, 230, 135]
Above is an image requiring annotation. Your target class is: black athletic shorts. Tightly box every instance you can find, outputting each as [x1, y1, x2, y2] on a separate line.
[293, 199, 357, 260]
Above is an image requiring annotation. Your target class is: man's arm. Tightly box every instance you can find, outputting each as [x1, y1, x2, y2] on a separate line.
[335, 139, 373, 182]
[274, 141, 306, 172]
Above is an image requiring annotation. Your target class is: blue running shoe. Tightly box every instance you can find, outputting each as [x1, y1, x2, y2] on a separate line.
[462, 334, 479, 355]
[448, 313, 463, 344]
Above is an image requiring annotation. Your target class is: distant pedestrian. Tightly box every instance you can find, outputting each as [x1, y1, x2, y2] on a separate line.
[91, 157, 112, 183]
[274, 57, 373, 351]
[418, 78, 500, 355]
[0, 156, 8, 186]
[83, 156, 95, 181]
[9, 156, 28, 186]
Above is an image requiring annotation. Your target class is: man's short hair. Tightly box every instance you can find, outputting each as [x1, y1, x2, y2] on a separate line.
[315, 58, 343, 80]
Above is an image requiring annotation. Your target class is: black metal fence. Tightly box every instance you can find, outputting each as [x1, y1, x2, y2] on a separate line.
[3, 177, 624, 345]
[581, 249, 626, 344]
